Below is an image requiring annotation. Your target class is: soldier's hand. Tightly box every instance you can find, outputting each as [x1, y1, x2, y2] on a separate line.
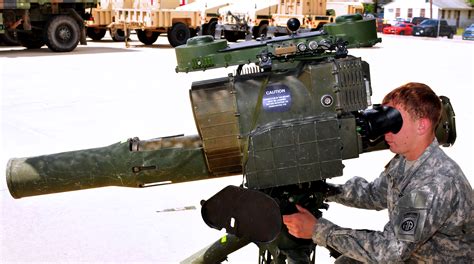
[282, 204, 317, 239]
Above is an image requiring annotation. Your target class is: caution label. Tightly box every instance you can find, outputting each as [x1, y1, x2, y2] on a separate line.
[262, 84, 291, 112]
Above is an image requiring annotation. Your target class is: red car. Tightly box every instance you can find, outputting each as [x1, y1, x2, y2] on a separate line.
[383, 22, 414, 35]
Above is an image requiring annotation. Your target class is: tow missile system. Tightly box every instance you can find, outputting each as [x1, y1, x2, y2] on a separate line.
[5, 16, 456, 262]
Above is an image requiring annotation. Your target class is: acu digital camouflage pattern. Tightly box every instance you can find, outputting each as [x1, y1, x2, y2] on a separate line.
[313, 139, 473, 263]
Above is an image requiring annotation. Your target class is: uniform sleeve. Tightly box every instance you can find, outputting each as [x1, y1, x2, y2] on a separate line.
[313, 182, 459, 263]
[327, 172, 388, 211]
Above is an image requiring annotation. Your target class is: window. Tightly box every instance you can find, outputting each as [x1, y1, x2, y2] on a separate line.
[408, 8, 413, 18]
[441, 10, 445, 19]
[469, 10, 472, 19]
[396, 8, 400, 17]
[420, 9, 425, 17]
[448, 10, 451, 19]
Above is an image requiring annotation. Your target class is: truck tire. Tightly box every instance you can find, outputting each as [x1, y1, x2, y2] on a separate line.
[87, 27, 107, 41]
[17, 30, 45, 49]
[255, 24, 268, 39]
[0, 30, 19, 46]
[167, 22, 190, 47]
[448, 32, 454, 39]
[136, 29, 160, 45]
[44, 15, 80, 52]
[252, 23, 268, 39]
[203, 21, 217, 36]
[110, 29, 129, 42]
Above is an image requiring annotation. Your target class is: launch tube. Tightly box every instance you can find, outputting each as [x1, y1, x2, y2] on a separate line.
[6, 135, 221, 199]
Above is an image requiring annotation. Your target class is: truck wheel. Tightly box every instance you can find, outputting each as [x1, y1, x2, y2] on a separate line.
[136, 29, 160, 45]
[448, 32, 454, 39]
[167, 22, 190, 47]
[87, 27, 107, 41]
[206, 21, 217, 37]
[0, 30, 20, 46]
[44, 15, 80, 52]
[253, 23, 269, 39]
[257, 24, 268, 39]
[203, 21, 217, 36]
[110, 29, 130, 42]
[17, 30, 45, 49]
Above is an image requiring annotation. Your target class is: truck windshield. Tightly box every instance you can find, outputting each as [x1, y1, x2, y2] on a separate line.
[421, 19, 438, 26]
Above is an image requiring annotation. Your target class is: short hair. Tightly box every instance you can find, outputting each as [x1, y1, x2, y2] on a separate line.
[382, 82, 442, 130]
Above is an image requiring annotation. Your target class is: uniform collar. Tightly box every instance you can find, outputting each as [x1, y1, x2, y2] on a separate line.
[386, 138, 439, 181]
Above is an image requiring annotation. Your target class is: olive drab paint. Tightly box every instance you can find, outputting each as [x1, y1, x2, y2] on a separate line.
[6, 14, 455, 198]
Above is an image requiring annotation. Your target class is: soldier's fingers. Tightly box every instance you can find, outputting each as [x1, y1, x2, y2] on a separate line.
[282, 214, 299, 222]
[282, 216, 296, 226]
[295, 204, 311, 214]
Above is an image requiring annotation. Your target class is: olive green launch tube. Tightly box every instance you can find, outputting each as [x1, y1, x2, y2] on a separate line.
[6, 135, 221, 199]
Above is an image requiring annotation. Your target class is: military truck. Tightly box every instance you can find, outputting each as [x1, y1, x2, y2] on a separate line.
[174, 0, 233, 37]
[268, 0, 336, 37]
[216, 0, 278, 42]
[326, 1, 364, 17]
[85, 0, 135, 42]
[0, 0, 98, 51]
[215, 0, 337, 42]
[85, 0, 201, 47]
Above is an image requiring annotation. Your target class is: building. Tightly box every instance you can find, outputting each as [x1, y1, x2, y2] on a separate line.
[326, 0, 370, 16]
[383, 0, 474, 28]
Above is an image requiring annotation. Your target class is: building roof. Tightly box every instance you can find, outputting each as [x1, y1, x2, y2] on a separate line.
[383, 0, 473, 10]
[434, 0, 473, 9]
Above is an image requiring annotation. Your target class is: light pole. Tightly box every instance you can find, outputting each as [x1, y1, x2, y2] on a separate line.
[430, 0, 433, 19]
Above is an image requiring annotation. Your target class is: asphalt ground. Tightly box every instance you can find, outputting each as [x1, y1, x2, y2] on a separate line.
[1, 33, 473, 263]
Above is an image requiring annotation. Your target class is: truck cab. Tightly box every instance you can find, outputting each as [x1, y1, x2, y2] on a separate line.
[412, 19, 456, 39]
[1, 0, 98, 51]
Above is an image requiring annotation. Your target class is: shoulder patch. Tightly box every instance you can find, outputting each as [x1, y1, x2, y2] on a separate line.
[399, 212, 419, 235]
[394, 190, 432, 242]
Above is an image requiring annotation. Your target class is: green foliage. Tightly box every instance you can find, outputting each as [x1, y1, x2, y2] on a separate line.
[363, 3, 375, 14]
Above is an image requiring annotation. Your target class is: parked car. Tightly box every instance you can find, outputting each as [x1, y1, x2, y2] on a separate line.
[412, 19, 456, 39]
[383, 22, 414, 35]
[411, 17, 428, 25]
[387, 17, 410, 26]
[376, 18, 391, 32]
[462, 24, 474, 40]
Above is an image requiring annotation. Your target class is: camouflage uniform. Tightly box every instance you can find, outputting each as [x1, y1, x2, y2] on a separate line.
[313, 139, 473, 263]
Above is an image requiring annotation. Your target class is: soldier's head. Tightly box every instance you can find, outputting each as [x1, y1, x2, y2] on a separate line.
[382, 82, 442, 130]
[382, 82, 442, 160]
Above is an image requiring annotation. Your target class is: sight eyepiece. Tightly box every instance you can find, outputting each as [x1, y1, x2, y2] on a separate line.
[356, 105, 403, 140]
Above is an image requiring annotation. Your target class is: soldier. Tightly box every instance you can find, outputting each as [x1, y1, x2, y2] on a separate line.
[283, 82, 473, 263]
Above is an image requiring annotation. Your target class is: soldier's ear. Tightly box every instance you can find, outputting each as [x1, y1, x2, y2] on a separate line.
[417, 118, 431, 135]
